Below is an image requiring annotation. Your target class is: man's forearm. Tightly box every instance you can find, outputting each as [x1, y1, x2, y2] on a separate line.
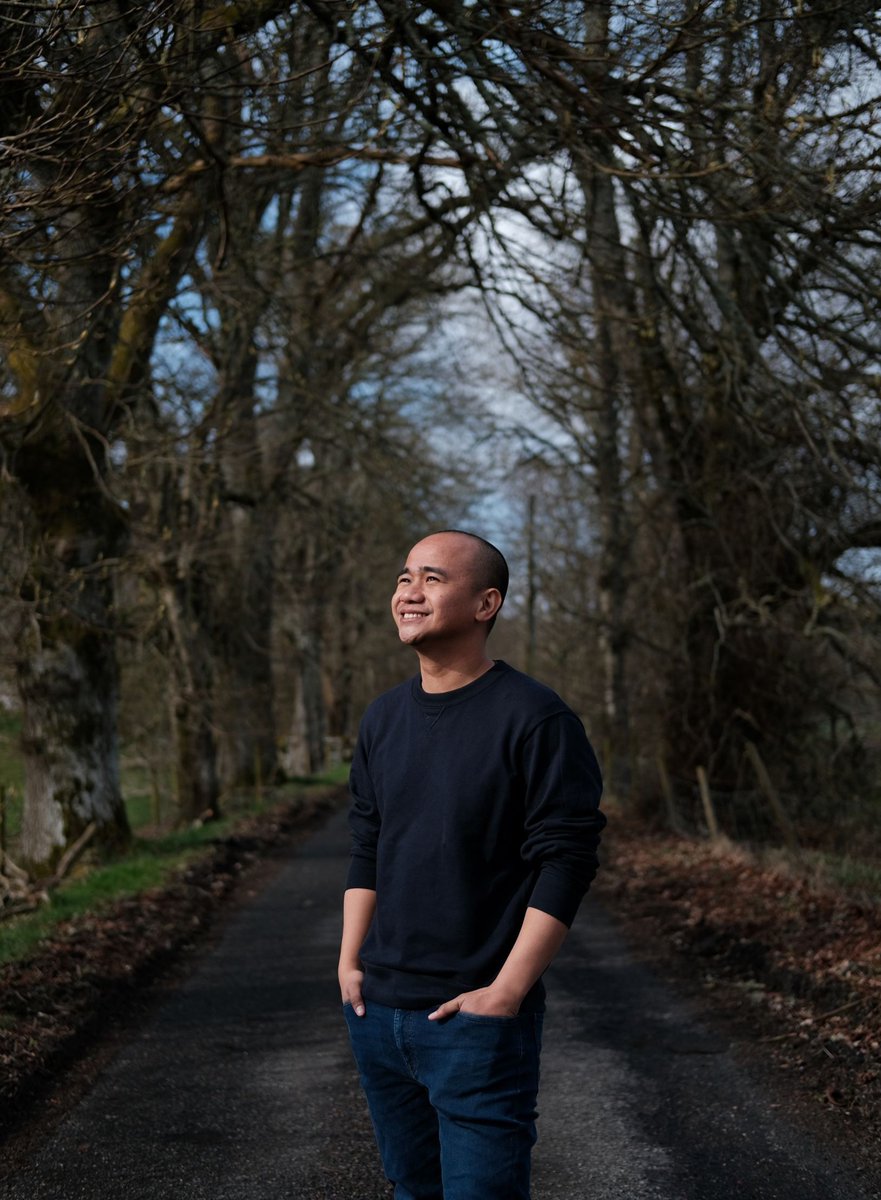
[490, 906, 569, 1008]
[429, 905, 569, 1020]
[340, 887, 376, 966]
[339, 887, 376, 1014]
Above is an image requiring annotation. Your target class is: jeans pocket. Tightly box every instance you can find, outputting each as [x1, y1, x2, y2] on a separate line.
[455, 1009, 521, 1025]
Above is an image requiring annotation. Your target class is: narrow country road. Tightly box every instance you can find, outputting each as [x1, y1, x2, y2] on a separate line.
[1, 809, 877, 1200]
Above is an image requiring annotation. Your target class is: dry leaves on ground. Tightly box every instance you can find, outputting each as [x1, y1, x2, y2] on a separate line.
[597, 819, 881, 1148]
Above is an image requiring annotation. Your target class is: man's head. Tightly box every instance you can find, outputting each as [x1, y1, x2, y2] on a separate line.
[391, 530, 508, 649]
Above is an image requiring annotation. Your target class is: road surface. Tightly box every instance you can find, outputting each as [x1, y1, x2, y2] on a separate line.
[1, 808, 877, 1199]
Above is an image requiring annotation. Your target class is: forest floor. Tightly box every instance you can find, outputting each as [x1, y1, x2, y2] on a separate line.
[0, 798, 879, 1168]
[595, 816, 881, 1163]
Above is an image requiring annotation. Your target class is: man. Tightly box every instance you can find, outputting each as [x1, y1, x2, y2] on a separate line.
[339, 529, 605, 1200]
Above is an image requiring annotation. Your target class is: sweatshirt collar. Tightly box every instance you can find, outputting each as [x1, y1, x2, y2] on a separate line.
[412, 660, 508, 708]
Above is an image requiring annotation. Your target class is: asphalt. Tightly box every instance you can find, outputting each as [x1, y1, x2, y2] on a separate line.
[1, 808, 878, 1200]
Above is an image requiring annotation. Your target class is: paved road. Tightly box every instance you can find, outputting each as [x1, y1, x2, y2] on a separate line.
[2, 809, 878, 1200]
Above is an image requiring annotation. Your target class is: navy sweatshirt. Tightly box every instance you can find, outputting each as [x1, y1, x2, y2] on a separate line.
[346, 660, 605, 1011]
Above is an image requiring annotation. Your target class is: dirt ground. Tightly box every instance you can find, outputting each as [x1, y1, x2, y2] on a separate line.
[1, 798, 879, 1172]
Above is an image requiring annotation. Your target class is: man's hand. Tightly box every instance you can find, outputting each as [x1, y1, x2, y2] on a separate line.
[428, 907, 570, 1023]
[339, 888, 376, 1018]
[428, 985, 520, 1021]
[339, 964, 366, 1016]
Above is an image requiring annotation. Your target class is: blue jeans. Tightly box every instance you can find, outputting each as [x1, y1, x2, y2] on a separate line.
[343, 1001, 543, 1200]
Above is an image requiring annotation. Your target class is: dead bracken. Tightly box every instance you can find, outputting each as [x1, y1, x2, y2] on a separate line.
[596, 817, 881, 1154]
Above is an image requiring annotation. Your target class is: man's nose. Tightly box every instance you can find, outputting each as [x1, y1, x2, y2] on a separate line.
[400, 578, 425, 601]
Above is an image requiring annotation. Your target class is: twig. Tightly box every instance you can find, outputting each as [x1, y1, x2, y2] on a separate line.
[0, 823, 98, 923]
[0, 896, 45, 918]
[759, 995, 869, 1041]
[45, 822, 98, 887]
[1, 852, 30, 883]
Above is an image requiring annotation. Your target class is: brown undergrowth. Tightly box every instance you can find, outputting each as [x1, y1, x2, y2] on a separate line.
[596, 816, 881, 1155]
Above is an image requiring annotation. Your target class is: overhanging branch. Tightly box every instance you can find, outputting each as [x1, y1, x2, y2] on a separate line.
[160, 145, 480, 194]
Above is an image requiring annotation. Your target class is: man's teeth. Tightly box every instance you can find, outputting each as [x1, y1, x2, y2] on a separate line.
[402, 612, 426, 619]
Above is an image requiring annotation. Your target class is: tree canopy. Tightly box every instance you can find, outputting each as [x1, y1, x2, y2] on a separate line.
[1, 0, 879, 868]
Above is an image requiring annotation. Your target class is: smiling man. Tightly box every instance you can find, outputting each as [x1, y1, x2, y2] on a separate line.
[339, 530, 605, 1200]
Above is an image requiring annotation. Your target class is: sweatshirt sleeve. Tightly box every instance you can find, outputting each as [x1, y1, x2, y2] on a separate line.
[345, 717, 380, 891]
[520, 710, 605, 927]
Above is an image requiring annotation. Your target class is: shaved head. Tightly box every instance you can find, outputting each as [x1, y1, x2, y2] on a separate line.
[433, 530, 508, 598]
[431, 530, 508, 629]
[393, 530, 509, 647]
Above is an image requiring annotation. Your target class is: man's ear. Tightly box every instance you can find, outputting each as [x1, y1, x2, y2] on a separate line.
[475, 588, 503, 623]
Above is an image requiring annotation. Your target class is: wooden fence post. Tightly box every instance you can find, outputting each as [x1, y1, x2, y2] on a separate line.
[656, 754, 682, 833]
[254, 746, 263, 808]
[744, 741, 799, 852]
[696, 766, 721, 841]
[602, 737, 614, 804]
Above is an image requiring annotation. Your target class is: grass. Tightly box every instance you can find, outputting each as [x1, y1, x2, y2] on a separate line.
[0, 763, 349, 967]
[804, 850, 881, 899]
[0, 851, 187, 966]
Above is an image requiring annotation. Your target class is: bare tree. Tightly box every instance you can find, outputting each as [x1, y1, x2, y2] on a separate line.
[0, 3, 215, 864]
[6, 0, 878, 864]
[350, 0, 881, 819]
[0, 0, 516, 850]
[486, 0, 881, 817]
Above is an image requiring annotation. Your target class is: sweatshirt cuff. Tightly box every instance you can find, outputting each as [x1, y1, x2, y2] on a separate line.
[527, 869, 590, 928]
[346, 857, 377, 891]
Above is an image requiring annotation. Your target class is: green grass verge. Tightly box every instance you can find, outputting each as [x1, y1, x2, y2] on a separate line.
[0, 844, 195, 966]
[0, 766, 348, 968]
[804, 850, 881, 898]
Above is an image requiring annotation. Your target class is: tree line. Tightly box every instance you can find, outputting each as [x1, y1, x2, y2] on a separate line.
[1, 1, 879, 873]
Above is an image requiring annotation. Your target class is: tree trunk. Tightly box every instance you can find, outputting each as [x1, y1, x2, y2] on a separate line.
[17, 613, 130, 871]
[282, 669, 311, 779]
[163, 582, 221, 823]
[568, 4, 635, 771]
[214, 404, 277, 791]
[282, 592, 326, 778]
[170, 681, 221, 823]
[296, 618, 327, 776]
[578, 157, 633, 767]
[14, 456, 131, 871]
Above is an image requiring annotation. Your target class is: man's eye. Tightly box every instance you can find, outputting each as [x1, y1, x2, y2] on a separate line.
[426, 575, 439, 582]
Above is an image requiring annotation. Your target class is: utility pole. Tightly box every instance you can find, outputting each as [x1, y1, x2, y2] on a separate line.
[526, 494, 537, 677]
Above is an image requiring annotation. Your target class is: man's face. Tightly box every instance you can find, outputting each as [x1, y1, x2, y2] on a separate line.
[391, 533, 490, 648]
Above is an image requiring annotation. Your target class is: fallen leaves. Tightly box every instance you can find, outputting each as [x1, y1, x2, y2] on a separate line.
[596, 818, 881, 1145]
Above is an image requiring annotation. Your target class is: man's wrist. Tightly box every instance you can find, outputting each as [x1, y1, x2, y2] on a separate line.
[486, 979, 527, 1010]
